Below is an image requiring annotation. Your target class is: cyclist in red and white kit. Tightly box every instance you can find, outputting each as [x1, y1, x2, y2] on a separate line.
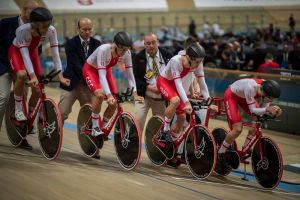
[9, 7, 70, 121]
[218, 78, 282, 169]
[155, 43, 211, 157]
[82, 31, 144, 140]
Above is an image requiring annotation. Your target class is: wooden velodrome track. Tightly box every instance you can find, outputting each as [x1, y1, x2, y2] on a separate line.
[0, 87, 300, 200]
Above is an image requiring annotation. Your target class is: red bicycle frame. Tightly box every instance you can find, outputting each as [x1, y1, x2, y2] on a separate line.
[25, 83, 47, 131]
[208, 97, 265, 162]
[101, 102, 125, 140]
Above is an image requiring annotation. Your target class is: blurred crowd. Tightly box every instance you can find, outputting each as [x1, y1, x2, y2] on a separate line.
[50, 14, 299, 73]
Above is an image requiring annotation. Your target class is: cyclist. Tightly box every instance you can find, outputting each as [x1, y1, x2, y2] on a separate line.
[218, 78, 282, 170]
[155, 43, 211, 156]
[82, 31, 144, 139]
[9, 7, 70, 121]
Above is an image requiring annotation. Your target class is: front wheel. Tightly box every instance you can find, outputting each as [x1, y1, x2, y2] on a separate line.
[251, 136, 283, 189]
[185, 125, 216, 180]
[37, 99, 63, 160]
[114, 112, 141, 170]
[144, 116, 167, 166]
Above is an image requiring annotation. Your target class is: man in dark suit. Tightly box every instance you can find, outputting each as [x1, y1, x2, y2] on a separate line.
[0, 0, 39, 149]
[276, 44, 290, 69]
[133, 33, 172, 133]
[58, 17, 101, 123]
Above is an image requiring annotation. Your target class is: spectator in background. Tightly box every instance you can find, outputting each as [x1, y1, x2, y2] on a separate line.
[289, 44, 300, 71]
[219, 43, 238, 70]
[243, 42, 266, 71]
[276, 44, 290, 69]
[133, 33, 145, 53]
[169, 39, 183, 56]
[289, 13, 296, 32]
[133, 33, 171, 133]
[220, 49, 238, 70]
[188, 19, 197, 37]
[203, 21, 210, 35]
[257, 53, 279, 73]
[58, 17, 101, 124]
[0, 0, 39, 149]
[231, 41, 242, 68]
[93, 32, 102, 42]
[211, 22, 222, 37]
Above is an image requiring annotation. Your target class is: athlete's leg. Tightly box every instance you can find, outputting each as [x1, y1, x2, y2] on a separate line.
[102, 68, 118, 128]
[9, 45, 29, 121]
[172, 113, 185, 135]
[82, 63, 104, 136]
[28, 49, 42, 113]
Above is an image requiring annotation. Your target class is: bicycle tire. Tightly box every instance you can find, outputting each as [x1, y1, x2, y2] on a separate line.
[185, 125, 217, 180]
[114, 112, 141, 170]
[76, 104, 99, 157]
[145, 116, 167, 166]
[212, 127, 232, 176]
[5, 91, 27, 146]
[251, 136, 283, 189]
[37, 98, 63, 160]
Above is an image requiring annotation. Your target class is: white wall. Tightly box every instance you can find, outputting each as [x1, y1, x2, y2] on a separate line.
[194, 0, 300, 8]
[44, 0, 168, 13]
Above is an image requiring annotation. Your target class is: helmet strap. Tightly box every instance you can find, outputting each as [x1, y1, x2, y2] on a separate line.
[114, 45, 121, 57]
[36, 27, 41, 36]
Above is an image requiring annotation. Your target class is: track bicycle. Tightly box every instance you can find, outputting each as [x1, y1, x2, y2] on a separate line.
[210, 97, 283, 189]
[5, 70, 63, 160]
[77, 88, 142, 170]
[145, 99, 217, 180]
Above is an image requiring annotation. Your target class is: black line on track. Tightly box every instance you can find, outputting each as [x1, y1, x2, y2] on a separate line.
[137, 171, 222, 200]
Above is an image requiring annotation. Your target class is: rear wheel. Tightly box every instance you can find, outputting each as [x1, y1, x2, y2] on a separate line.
[145, 116, 167, 166]
[251, 136, 283, 189]
[5, 91, 27, 146]
[76, 104, 98, 157]
[185, 125, 216, 180]
[37, 99, 63, 160]
[114, 112, 141, 170]
[212, 127, 233, 176]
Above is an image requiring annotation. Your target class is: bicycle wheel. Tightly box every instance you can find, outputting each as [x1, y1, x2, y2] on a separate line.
[145, 116, 167, 166]
[5, 91, 27, 146]
[185, 125, 216, 180]
[251, 136, 283, 189]
[114, 112, 141, 170]
[212, 127, 232, 176]
[76, 104, 98, 157]
[37, 99, 63, 160]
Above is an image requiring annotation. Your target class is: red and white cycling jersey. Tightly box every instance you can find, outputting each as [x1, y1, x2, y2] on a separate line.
[224, 78, 271, 127]
[86, 44, 137, 95]
[230, 78, 264, 106]
[159, 54, 208, 103]
[10, 23, 62, 75]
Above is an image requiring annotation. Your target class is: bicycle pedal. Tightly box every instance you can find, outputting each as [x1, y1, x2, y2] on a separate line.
[155, 142, 174, 160]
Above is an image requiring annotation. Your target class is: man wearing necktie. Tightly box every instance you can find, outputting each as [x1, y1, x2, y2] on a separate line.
[58, 17, 101, 125]
[82, 40, 88, 58]
[133, 33, 172, 133]
[276, 44, 290, 69]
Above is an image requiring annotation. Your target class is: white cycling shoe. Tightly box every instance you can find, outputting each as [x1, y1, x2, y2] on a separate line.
[15, 110, 27, 121]
[91, 127, 104, 137]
